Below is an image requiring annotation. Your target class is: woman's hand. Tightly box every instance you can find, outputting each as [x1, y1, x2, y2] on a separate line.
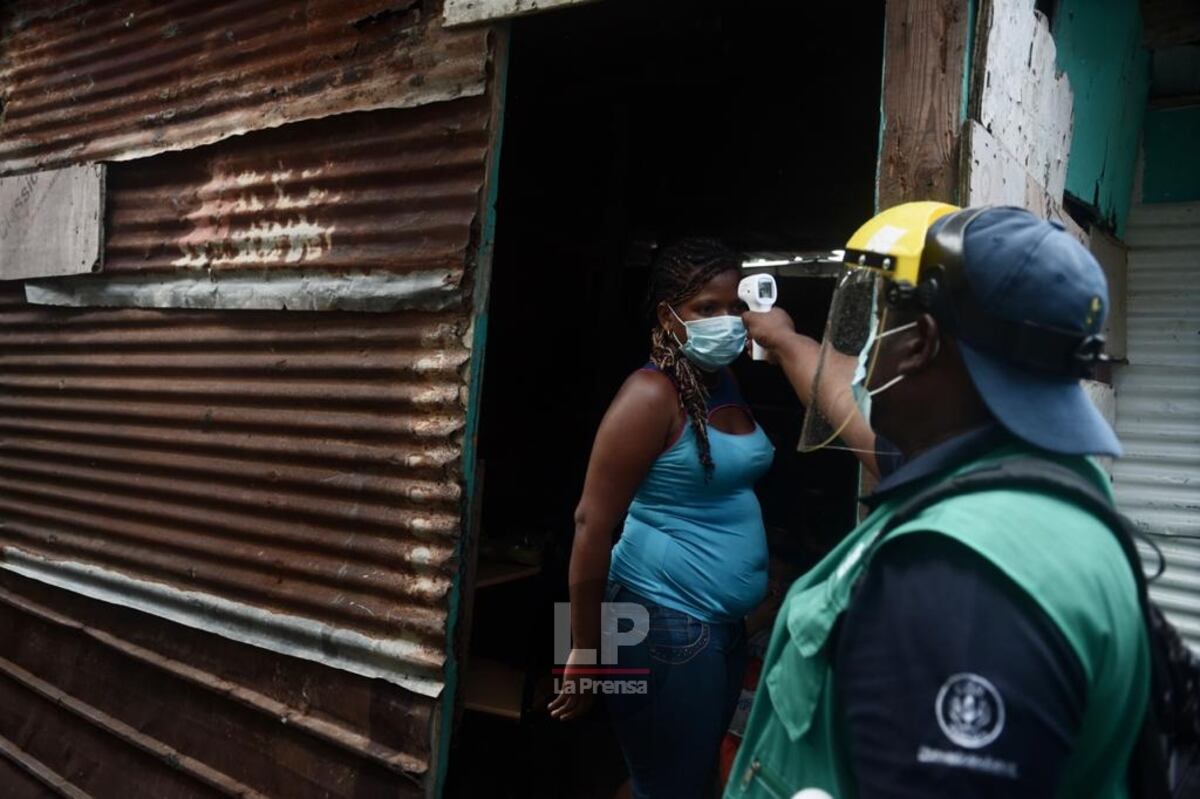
[548, 648, 597, 721]
[745, 590, 783, 636]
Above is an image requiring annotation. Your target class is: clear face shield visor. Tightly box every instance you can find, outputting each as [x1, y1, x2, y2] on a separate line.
[798, 268, 903, 454]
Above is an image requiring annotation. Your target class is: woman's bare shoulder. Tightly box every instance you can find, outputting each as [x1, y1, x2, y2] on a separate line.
[615, 368, 677, 406]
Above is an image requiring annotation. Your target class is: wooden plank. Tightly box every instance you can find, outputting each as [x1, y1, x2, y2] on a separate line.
[1149, 94, 1200, 111]
[475, 559, 541, 590]
[877, 0, 970, 208]
[1089, 228, 1128, 361]
[462, 658, 524, 720]
[1054, 0, 1149, 234]
[972, 0, 1073, 201]
[1143, 106, 1200, 204]
[962, 120, 1030, 207]
[444, 0, 599, 27]
[0, 165, 104, 281]
[961, 120, 1088, 245]
[1142, 0, 1200, 48]
[1083, 380, 1116, 475]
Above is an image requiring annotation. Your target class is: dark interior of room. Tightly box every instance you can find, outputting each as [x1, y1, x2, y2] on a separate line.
[448, 1, 885, 795]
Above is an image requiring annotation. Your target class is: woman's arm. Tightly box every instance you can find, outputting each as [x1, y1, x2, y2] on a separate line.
[743, 308, 881, 478]
[548, 370, 679, 721]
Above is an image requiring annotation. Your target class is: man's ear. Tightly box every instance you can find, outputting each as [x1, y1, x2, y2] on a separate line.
[894, 313, 941, 376]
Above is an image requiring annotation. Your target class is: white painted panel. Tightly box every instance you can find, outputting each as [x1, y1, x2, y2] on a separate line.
[0, 164, 104, 280]
[1114, 202, 1200, 652]
[444, 0, 599, 26]
[961, 121, 1087, 244]
[975, 0, 1073, 199]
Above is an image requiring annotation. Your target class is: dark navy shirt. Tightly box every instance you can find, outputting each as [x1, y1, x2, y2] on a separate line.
[868, 424, 1005, 505]
[835, 427, 1088, 797]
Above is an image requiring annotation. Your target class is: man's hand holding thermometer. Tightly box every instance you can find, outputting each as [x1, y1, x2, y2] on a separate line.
[738, 274, 778, 360]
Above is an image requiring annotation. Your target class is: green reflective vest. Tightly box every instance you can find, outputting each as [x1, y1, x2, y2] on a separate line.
[726, 440, 1149, 799]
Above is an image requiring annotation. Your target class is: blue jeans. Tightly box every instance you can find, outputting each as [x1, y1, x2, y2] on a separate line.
[603, 582, 747, 799]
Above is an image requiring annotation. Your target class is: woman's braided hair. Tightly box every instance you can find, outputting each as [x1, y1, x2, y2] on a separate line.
[648, 237, 742, 478]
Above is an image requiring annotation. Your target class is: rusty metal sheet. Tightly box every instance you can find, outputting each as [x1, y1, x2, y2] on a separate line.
[0, 569, 431, 795]
[0, 0, 489, 175]
[0, 6, 500, 792]
[0, 276, 470, 697]
[25, 95, 491, 311]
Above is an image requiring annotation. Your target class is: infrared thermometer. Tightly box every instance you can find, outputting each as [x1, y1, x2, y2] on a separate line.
[738, 273, 777, 361]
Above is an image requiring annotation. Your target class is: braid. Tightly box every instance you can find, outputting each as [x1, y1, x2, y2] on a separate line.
[650, 326, 714, 477]
[646, 237, 742, 479]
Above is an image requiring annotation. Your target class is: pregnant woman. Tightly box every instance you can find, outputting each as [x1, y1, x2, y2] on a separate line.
[549, 238, 775, 798]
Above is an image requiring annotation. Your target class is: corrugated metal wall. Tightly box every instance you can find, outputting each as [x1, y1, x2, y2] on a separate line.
[26, 95, 492, 310]
[101, 100, 489, 280]
[0, 266, 470, 693]
[1115, 202, 1200, 650]
[0, 0, 488, 172]
[0, 569, 434, 797]
[0, 1, 499, 794]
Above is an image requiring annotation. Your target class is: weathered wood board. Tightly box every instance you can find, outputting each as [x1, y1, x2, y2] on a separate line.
[878, 0, 970, 208]
[444, 0, 599, 26]
[1083, 380, 1116, 474]
[0, 164, 105, 281]
[1142, 0, 1200, 48]
[1088, 228, 1128, 360]
[972, 0, 1073, 201]
[961, 120, 1088, 245]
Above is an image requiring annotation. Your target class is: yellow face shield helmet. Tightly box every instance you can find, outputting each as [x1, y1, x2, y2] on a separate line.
[798, 201, 960, 453]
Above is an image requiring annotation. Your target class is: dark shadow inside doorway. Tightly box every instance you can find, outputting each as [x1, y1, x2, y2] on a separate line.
[449, 2, 886, 795]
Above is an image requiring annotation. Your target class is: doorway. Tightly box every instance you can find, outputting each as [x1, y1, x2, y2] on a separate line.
[448, 2, 886, 795]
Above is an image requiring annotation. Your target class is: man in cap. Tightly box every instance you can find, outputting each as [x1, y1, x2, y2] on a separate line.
[727, 204, 1149, 798]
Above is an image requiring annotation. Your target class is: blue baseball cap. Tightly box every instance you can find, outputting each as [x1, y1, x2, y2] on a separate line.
[931, 207, 1122, 457]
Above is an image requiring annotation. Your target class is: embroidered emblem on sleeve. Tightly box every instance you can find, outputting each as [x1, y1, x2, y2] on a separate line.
[935, 673, 1005, 749]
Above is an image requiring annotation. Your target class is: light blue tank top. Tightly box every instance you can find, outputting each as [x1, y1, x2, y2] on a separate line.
[608, 370, 775, 622]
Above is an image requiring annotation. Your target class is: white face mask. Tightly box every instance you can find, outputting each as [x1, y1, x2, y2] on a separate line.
[851, 321, 917, 421]
[669, 307, 747, 371]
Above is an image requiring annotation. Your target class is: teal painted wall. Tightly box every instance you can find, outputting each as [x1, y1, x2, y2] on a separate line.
[1053, 0, 1151, 234]
[1142, 106, 1200, 203]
